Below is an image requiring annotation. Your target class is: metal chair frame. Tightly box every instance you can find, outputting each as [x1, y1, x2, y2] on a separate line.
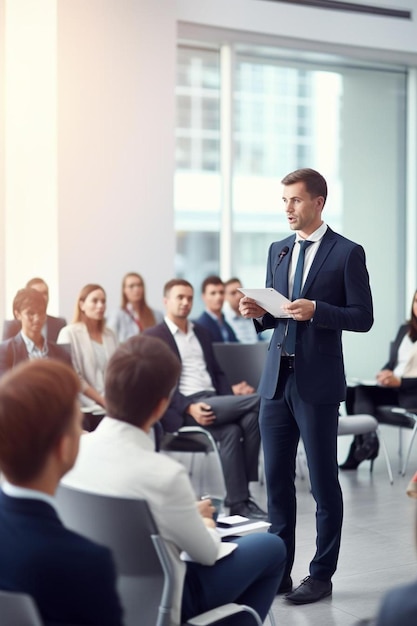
[56, 486, 266, 626]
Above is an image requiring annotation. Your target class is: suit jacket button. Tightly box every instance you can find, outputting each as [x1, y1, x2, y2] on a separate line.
[277, 343, 282, 348]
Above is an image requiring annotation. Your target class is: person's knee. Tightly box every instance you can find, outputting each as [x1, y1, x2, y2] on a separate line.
[237, 534, 287, 572]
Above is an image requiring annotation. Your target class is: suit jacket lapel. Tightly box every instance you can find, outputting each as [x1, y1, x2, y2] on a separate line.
[274, 236, 295, 298]
[302, 228, 337, 297]
[12, 335, 29, 366]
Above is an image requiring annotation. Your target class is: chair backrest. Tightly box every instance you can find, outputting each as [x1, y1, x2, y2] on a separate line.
[212, 341, 268, 388]
[55, 486, 170, 626]
[0, 590, 43, 626]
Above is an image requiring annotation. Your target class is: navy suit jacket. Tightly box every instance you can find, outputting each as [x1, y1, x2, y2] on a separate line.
[256, 227, 373, 403]
[144, 321, 232, 431]
[2, 315, 67, 343]
[0, 492, 122, 626]
[195, 311, 238, 343]
[0, 334, 72, 378]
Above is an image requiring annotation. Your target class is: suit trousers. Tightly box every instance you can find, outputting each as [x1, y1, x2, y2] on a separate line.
[259, 365, 343, 582]
[182, 532, 286, 624]
[183, 392, 260, 506]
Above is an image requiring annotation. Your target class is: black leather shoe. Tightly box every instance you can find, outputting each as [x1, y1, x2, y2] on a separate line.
[285, 576, 332, 604]
[277, 577, 292, 594]
[229, 499, 268, 520]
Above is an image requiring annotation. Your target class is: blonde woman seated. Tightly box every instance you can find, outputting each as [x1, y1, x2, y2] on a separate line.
[58, 284, 118, 408]
[107, 272, 163, 343]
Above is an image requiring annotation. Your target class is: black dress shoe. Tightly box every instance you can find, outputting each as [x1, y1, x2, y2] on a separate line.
[285, 576, 332, 604]
[276, 577, 292, 594]
[229, 499, 268, 520]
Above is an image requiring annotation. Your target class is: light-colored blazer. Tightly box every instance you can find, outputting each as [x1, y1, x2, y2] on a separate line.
[57, 323, 118, 405]
[62, 417, 220, 625]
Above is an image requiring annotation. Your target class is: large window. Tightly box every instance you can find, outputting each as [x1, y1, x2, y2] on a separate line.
[174, 42, 407, 379]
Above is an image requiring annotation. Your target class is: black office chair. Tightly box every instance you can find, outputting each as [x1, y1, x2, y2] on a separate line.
[56, 486, 264, 626]
[376, 405, 417, 476]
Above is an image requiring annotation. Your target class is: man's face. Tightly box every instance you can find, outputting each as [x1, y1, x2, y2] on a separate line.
[31, 282, 49, 306]
[202, 283, 225, 315]
[225, 281, 243, 313]
[282, 181, 324, 237]
[164, 285, 194, 321]
[15, 306, 47, 340]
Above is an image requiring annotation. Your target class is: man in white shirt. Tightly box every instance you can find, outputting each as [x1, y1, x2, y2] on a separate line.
[145, 278, 267, 520]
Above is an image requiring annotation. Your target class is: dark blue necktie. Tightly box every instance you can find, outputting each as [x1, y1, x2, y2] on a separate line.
[285, 240, 313, 355]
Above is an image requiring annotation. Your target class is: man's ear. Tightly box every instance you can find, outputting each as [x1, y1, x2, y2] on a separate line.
[14, 310, 22, 321]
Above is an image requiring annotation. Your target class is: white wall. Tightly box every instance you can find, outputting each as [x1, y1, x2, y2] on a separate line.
[0, 0, 176, 323]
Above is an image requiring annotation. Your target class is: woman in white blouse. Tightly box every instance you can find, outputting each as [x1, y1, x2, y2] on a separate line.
[58, 284, 118, 408]
[107, 272, 163, 343]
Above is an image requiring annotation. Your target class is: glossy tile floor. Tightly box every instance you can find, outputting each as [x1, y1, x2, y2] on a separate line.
[249, 428, 417, 626]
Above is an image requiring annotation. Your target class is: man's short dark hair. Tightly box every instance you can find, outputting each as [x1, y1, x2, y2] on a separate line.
[163, 278, 193, 297]
[12, 288, 47, 318]
[281, 168, 327, 205]
[201, 275, 224, 294]
[105, 335, 181, 428]
[0, 360, 80, 484]
[224, 277, 241, 288]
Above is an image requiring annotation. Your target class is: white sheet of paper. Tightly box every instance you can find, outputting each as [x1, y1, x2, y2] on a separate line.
[238, 288, 291, 318]
[216, 520, 271, 538]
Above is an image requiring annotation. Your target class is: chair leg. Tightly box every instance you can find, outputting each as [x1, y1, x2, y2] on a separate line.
[377, 427, 394, 485]
[401, 421, 417, 476]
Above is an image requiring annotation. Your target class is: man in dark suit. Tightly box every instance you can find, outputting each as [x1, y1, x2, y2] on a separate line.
[240, 168, 373, 603]
[0, 359, 123, 625]
[2, 277, 66, 342]
[0, 288, 71, 377]
[196, 275, 238, 343]
[145, 278, 267, 519]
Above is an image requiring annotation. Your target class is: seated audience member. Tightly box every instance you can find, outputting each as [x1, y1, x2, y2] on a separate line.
[107, 272, 163, 342]
[0, 359, 122, 626]
[341, 289, 417, 470]
[144, 278, 266, 519]
[2, 277, 66, 342]
[195, 275, 254, 395]
[58, 284, 118, 408]
[63, 335, 286, 625]
[0, 288, 72, 377]
[196, 275, 239, 343]
[224, 277, 259, 344]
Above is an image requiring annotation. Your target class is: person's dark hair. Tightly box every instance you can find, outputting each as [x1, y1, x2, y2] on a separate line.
[26, 277, 47, 290]
[0, 359, 80, 484]
[12, 288, 47, 318]
[281, 168, 327, 206]
[163, 278, 193, 297]
[224, 277, 241, 288]
[201, 275, 224, 294]
[120, 272, 156, 329]
[408, 290, 417, 343]
[73, 283, 106, 332]
[105, 335, 181, 427]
